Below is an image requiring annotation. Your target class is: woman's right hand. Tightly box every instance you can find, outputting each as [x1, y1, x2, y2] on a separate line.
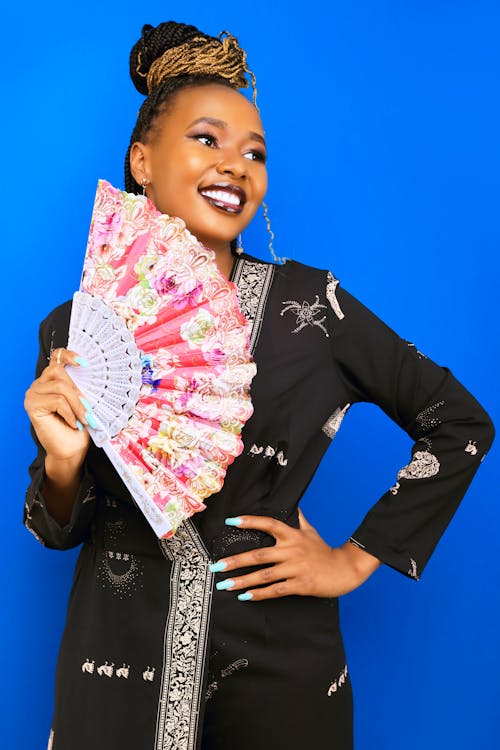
[24, 347, 91, 463]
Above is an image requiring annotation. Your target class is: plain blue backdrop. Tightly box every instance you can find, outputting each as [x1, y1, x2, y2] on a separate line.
[2, 1, 499, 748]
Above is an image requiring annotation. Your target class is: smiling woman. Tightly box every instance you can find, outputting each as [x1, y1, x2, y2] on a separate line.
[23, 18, 494, 750]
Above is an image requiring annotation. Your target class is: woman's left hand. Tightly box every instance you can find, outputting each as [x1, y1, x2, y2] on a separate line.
[211, 510, 381, 601]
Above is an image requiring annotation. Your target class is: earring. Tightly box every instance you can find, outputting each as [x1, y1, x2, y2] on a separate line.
[262, 201, 286, 264]
[236, 234, 244, 255]
[141, 178, 148, 196]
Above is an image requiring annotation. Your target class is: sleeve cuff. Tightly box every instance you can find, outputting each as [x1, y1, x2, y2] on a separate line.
[24, 462, 97, 550]
[348, 528, 421, 581]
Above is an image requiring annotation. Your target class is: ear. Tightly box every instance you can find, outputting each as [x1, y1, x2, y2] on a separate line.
[129, 141, 151, 187]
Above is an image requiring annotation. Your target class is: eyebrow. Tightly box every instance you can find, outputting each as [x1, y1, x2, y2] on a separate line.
[187, 117, 267, 147]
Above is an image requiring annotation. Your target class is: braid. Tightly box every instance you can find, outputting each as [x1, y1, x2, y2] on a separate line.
[124, 22, 256, 195]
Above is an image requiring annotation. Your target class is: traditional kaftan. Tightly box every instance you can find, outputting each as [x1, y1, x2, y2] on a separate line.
[24, 255, 494, 750]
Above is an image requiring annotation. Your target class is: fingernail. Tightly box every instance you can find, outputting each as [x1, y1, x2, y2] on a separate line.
[238, 592, 253, 601]
[85, 411, 98, 429]
[216, 579, 234, 591]
[209, 561, 227, 573]
[75, 356, 89, 368]
[225, 517, 242, 526]
[76, 420, 84, 432]
[79, 397, 93, 412]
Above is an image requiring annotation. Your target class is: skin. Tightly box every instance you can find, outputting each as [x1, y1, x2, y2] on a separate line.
[24, 82, 380, 594]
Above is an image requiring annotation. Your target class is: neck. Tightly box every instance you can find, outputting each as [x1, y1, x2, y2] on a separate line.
[204, 240, 235, 280]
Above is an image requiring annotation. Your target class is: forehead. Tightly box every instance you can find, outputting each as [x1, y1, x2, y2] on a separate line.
[162, 84, 264, 134]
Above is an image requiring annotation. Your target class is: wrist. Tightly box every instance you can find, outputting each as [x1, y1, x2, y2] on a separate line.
[340, 540, 381, 585]
[45, 454, 85, 488]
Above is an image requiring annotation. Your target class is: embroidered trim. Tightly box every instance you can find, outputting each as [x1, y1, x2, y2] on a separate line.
[404, 340, 428, 359]
[155, 519, 212, 750]
[47, 729, 54, 750]
[248, 443, 288, 466]
[232, 259, 275, 353]
[281, 296, 329, 336]
[327, 664, 348, 696]
[408, 558, 419, 580]
[326, 271, 344, 320]
[322, 403, 351, 439]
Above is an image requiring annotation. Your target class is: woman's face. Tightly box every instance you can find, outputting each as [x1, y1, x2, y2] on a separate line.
[130, 84, 268, 254]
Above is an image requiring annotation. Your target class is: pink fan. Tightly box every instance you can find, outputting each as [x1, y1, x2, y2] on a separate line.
[66, 180, 256, 538]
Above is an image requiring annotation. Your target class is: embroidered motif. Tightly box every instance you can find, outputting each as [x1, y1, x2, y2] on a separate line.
[322, 403, 351, 439]
[206, 659, 249, 701]
[414, 401, 445, 437]
[405, 340, 428, 359]
[82, 659, 95, 674]
[232, 259, 275, 352]
[327, 664, 348, 696]
[281, 296, 329, 337]
[213, 528, 267, 560]
[348, 537, 365, 550]
[465, 440, 478, 456]
[326, 271, 344, 320]
[47, 729, 54, 750]
[97, 550, 144, 598]
[97, 661, 114, 677]
[408, 558, 419, 580]
[156, 520, 212, 750]
[389, 450, 440, 495]
[248, 444, 288, 467]
[116, 664, 130, 678]
[143, 666, 156, 682]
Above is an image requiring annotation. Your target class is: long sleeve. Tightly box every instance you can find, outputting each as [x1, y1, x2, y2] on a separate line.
[24, 306, 98, 550]
[325, 271, 495, 579]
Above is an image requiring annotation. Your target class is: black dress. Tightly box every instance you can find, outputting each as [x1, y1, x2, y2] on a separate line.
[24, 255, 494, 750]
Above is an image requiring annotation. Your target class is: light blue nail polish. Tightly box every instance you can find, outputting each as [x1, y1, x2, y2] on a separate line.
[225, 517, 242, 526]
[85, 411, 98, 429]
[238, 592, 253, 601]
[209, 561, 227, 573]
[216, 579, 234, 591]
[76, 420, 84, 432]
[79, 397, 93, 412]
[75, 356, 89, 368]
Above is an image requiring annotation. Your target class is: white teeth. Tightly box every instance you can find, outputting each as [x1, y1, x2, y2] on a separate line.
[201, 189, 241, 207]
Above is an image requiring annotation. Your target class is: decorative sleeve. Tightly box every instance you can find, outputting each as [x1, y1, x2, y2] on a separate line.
[324, 271, 495, 579]
[24, 312, 98, 551]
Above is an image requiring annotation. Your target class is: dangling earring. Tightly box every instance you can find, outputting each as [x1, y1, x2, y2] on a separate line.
[141, 177, 148, 196]
[236, 234, 244, 255]
[262, 201, 286, 264]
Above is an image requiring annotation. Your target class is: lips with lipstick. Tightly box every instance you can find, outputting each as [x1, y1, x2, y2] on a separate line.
[199, 183, 247, 215]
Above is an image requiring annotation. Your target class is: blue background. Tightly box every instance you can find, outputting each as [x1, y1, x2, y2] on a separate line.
[3, 1, 499, 747]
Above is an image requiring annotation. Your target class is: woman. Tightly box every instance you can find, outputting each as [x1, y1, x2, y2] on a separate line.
[24, 21, 494, 750]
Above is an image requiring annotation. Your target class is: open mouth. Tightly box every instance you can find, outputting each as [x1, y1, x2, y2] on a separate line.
[199, 183, 247, 215]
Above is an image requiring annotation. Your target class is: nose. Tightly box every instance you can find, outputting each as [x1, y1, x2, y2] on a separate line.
[215, 150, 247, 180]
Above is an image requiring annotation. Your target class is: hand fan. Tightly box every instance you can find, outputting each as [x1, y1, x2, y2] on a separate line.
[66, 180, 256, 538]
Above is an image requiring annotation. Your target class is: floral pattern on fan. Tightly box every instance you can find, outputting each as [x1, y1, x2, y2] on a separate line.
[69, 179, 256, 538]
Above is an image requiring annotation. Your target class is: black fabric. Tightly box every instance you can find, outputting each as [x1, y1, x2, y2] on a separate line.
[24, 256, 494, 749]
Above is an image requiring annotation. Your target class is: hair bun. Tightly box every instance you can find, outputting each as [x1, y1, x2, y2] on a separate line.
[129, 21, 215, 95]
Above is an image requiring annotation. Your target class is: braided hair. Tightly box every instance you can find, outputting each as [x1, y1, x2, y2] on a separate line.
[124, 21, 255, 195]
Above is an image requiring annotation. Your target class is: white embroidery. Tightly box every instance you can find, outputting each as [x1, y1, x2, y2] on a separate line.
[143, 666, 156, 682]
[281, 296, 329, 337]
[415, 401, 445, 434]
[248, 444, 288, 467]
[47, 729, 54, 750]
[232, 259, 275, 352]
[81, 659, 95, 674]
[326, 271, 344, 320]
[97, 661, 114, 677]
[116, 664, 130, 678]
[389, 450, 440, 495]
[408, 558, 419, 580]
[220, 658, 249, 678]
[156, 520, 212, 750]
[465, 440, 478, 456]
[322, 403, 351, 439]
[97, 550, 144, 598]
[327, 664, 348, 696]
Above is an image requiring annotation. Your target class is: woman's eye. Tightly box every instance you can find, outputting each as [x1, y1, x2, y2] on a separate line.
[195, 134, 217, 147]
[244, 150, 267, 163]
